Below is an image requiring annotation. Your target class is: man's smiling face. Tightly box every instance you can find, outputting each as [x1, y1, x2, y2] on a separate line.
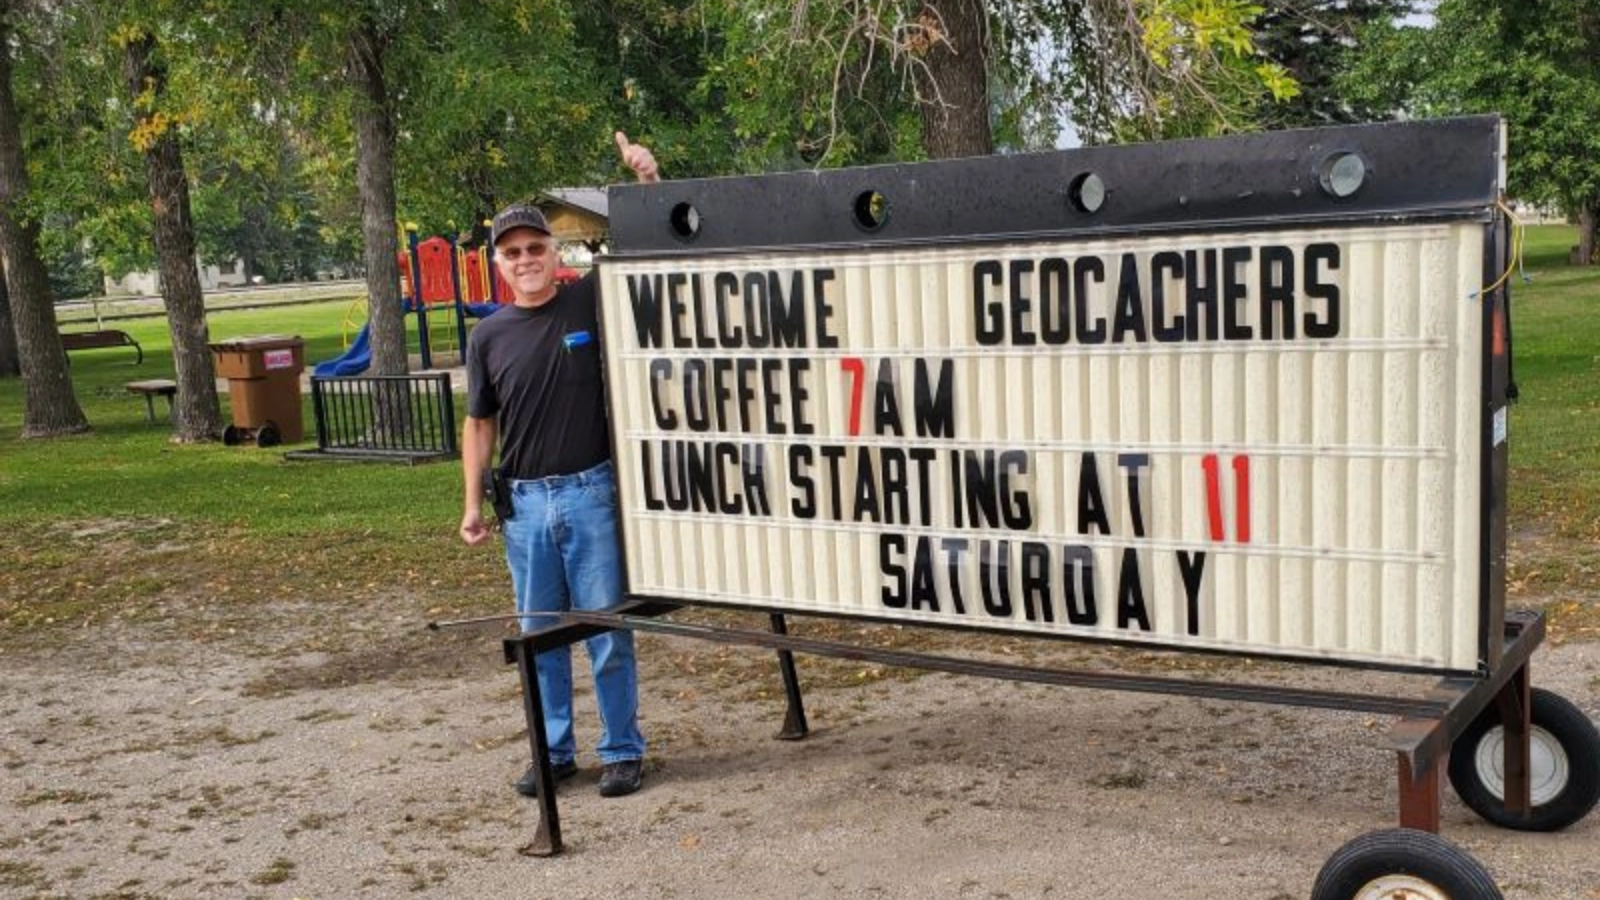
[494, 228, 559, 306]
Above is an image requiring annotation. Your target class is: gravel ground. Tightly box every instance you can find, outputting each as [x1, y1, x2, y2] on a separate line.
[2, 600, 1597, 900]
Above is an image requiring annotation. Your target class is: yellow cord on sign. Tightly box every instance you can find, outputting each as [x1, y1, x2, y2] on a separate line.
[1479, 200, 1526, 297]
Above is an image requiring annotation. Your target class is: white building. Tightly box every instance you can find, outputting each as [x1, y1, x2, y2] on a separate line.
[103, 258, 250, 296]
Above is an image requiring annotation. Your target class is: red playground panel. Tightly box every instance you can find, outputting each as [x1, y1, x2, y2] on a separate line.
[463, 250, 489, 303]
[415, 237, 456, 305]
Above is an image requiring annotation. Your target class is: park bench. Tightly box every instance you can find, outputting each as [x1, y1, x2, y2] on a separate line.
[60, 329, 143, 364]
[124, 379, 177, 423]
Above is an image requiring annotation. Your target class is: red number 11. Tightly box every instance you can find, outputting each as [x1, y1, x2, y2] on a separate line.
[1202, 454, 1251, 543]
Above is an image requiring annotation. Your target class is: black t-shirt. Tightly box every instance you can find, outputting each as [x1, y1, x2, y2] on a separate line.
[465, 272, 610, 479]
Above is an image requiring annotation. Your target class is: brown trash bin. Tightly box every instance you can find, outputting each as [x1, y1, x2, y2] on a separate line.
[209, 335, 305, 446]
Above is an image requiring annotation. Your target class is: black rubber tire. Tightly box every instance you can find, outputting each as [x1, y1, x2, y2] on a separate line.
[1311, 828, 1502, 900]
[255, 422, 281, 448]
[1448, 687, 1600, 831]
[222, 424, 243, 446]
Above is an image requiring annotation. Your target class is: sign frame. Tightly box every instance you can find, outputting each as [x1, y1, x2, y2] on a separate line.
[599, 116, 1512, 676]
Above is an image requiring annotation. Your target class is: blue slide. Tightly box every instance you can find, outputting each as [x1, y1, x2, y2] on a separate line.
[313, 322, 372, 377]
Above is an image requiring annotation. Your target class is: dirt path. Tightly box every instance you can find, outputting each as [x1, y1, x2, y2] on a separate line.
[3, 593, 1598, 900]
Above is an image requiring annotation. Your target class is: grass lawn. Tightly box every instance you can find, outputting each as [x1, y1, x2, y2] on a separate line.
[1504, 226, 1600, 536]
[1, 298, 465, 536]
[1, 225, 1596, 636]
[0, 297, 502, 629]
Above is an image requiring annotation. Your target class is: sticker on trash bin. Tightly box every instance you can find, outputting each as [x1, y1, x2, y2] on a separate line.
[263, 349, 295, 370]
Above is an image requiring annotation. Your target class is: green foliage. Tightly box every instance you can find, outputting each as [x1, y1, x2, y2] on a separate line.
[188, 145, 356, 283]
[8, 1, 364, 291]
[8, 2, 147, 278]
[1252, 0, 1412, 128]
[1111, 0, 1301, 141]
[383, 0, 612, 228]
[37, 217, 105, 300]
[690, 1, 919, 170]
[695, 0, 1302, 162]
[1341, 0, 1600, 215]
[219, 0, 645, 236]
[992, 0, 1299, 146]
[570, 0, 753, 177]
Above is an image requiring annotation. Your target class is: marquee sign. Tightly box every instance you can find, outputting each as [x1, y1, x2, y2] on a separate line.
[600, 117, 1511, 674]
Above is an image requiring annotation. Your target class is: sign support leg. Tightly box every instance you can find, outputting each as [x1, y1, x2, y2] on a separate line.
[1397, 752, 1443, 833]
[770, 614, 809, 740]
[1494, 659, 1532, 817]
[511, 634, 563, 857]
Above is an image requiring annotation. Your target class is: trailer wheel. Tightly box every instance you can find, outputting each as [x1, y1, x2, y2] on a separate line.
[1448, 687, 1600, 831]
[1311, 828, 1502, 900]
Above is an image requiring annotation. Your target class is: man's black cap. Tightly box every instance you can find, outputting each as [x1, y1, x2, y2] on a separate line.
[491, 204, 552, 245]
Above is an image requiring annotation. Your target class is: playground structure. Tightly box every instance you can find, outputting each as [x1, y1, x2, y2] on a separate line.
[315, 225, 584, 376]
[398, 228, 507, 370]
[315, 228, 505, 376]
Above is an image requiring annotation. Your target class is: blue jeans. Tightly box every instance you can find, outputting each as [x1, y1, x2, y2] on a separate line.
[503, 460, 645, 765]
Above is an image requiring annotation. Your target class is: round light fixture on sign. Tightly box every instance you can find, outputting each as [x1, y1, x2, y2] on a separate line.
[1068, 172, 1106, 213]
[1318, 151, 1368, 199]
[669, 202, 702, 240]
[852, 190, 889, 231]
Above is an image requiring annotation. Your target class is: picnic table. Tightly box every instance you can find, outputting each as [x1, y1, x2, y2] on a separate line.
[125, 379, 177, 423]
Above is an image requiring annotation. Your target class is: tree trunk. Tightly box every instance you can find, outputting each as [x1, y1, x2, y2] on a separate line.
[0, 6, 88, 436]
[0, 251, 20, 377]
[125, 34, 223, 442]
[912, 0, 993, 159]
[1579, 201, 1597, 266]
[347, 20, 407, 378]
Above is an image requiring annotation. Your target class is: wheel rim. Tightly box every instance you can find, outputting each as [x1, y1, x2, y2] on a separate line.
[1353, 873, 1451, 900]
[1475, 723, 1569, 806]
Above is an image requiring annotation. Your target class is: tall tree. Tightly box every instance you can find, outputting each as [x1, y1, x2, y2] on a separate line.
[1342, 0, 1600, 263]
[345, 12, 407, 377]
[1253, 0, 1411, 128]
[703, 0, 1299, 167]
[16, 1, 157, 292]
[913, 0, 993, 157]
[0, 0, 88, 437]
[122, 26, 223, 441]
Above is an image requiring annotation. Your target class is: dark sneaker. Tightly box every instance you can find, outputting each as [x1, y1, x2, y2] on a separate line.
[597, 759, 643, 798]
[514, 759, 578, 797]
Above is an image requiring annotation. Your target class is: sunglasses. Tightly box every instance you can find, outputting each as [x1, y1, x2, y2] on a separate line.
[498, 242, 553, 261]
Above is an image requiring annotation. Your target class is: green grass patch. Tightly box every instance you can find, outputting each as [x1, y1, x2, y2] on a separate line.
[0, 300, 462, 538]
[0, 298, 503, 634]
[248, 857, 297, 886]
[1504, 226, 1600, 542]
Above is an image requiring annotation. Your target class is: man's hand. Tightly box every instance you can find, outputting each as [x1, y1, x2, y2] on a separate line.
[615, 131, 659, 183]
[460, 508, 493, 546]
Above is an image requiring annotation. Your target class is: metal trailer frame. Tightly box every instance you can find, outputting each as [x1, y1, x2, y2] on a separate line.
[494, 602, 1542, 860]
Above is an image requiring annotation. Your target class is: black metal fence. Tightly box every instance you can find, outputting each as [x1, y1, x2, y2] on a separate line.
[287, 373, 457, 464]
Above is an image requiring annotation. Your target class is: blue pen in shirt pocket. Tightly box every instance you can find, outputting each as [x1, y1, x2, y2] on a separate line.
[562, 330, 593, 352]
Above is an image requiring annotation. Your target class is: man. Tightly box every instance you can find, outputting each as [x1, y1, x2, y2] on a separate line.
[460, 132, 659, 798]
